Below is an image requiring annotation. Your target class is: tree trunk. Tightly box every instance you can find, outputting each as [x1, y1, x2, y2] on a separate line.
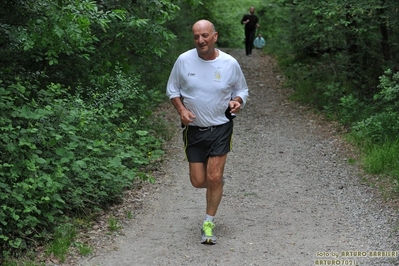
[378, 0, 391, 62]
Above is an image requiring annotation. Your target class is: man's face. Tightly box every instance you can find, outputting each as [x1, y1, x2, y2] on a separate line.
[192, 21, 218, 59]
[249, 7, 255, 14]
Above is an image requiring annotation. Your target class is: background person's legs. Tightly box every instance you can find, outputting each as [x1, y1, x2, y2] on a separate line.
[247, 30, 256, 55]
[245, 31, 251, 55]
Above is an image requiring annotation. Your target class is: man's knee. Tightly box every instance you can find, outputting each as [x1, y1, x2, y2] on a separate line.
[190, 174, 207, 188]
[206, 173, 223, 185]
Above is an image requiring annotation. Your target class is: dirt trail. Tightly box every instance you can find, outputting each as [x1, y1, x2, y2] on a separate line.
[74, 48, 399, 266]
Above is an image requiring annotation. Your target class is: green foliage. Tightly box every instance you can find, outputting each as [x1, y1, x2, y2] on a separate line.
[73, 241, 92, 256]
[2, 260, 42, 266]
[269, 0, 399, 99]
[350, 70, 399, 144]
[0, 78, 165, 255]
[45, 223, 76, 263]
[107, 216, 122, 232]
[373, 69, 399, 113]
[337, 94, 365, 126]
[266, 5, 398, 135]
[1, 0, 179, 98]
[0, 0, 181, 259]
[361, 140, 399, 181]
[351, 111, 399, 144]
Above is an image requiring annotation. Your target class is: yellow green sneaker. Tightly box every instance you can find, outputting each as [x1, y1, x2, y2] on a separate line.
[201, 221, 217, 244]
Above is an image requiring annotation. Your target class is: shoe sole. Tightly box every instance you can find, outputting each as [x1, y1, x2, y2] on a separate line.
[201, 238, 216, 245]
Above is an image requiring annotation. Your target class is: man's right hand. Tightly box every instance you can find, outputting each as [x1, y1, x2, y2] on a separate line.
[180, 109, 196, 126]
[171, 97, 196, 126]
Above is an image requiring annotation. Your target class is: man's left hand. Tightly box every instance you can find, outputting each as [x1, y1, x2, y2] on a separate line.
[228, 100, 241, 113]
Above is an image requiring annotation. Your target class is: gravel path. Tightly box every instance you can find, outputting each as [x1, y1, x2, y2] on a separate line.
[74, 48, 399, 266]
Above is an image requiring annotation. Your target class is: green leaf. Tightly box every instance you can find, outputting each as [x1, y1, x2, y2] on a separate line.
[136, 130, 148, 136]
[60, 157, 70, 164]
[12, 213, 20, 221]
[35, 157, 47, 164]
[56, 148, 66, 156]
[74, 160, 87, 169]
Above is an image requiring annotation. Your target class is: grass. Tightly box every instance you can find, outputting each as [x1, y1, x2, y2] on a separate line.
[108, 216, 122, 232]
[356, 140, 399, 198]
[3, 220, 94, 266]
[3, 261, 43, 266]
[347, 157, 356, 165]
[3, 212, 128, 265]
[125, 210, 133, 219]
[73, 242, 93, 256]
[45, 223, 76, 263]
[362, 140, 399, 177]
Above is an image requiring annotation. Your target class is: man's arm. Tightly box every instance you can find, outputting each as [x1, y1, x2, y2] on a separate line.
[241, 15, 248, 24]
[171, 97, 186, 115]
[171, 97, 196, 126]
[231, 62, 249, 111]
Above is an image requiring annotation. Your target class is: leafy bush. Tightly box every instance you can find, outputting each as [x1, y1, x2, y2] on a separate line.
[350, 70, 399, 144]
[323, 82, 346, 114]
[0, 0, 185, 261]
[0, 79, 164, 256]
[337, 94, 365, 126]
[351, 111, 399, 144]
[373, 69, 399, 113]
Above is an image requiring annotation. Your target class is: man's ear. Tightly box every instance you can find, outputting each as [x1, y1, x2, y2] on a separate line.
[214, 32, 218, 41]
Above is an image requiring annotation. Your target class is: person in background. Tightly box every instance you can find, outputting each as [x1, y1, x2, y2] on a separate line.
[253, 33, 266, 49]
[166, 20, 249, 245]
[241, 6, 260, 56]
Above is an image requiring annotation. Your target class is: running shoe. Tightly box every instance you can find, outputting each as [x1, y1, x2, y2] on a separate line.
[201, 221, 217, 244]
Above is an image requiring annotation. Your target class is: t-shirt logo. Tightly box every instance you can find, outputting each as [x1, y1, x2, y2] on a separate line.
[214, 71, 221, 81]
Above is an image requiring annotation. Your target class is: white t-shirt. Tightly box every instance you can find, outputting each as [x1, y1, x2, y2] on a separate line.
[166, 48, 249, 127]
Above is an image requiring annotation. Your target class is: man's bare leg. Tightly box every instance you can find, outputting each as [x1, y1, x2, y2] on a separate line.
[205, 155, 226, 215]
[189, 154, 227, 215]
[189, 154, 227, 244]
[189, 162, 207, 188]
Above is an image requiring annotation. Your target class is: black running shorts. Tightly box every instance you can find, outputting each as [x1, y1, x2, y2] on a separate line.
[182, 121, 233, 163]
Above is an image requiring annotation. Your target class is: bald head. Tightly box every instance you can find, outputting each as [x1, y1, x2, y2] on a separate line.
[192, 20, 216, 34]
